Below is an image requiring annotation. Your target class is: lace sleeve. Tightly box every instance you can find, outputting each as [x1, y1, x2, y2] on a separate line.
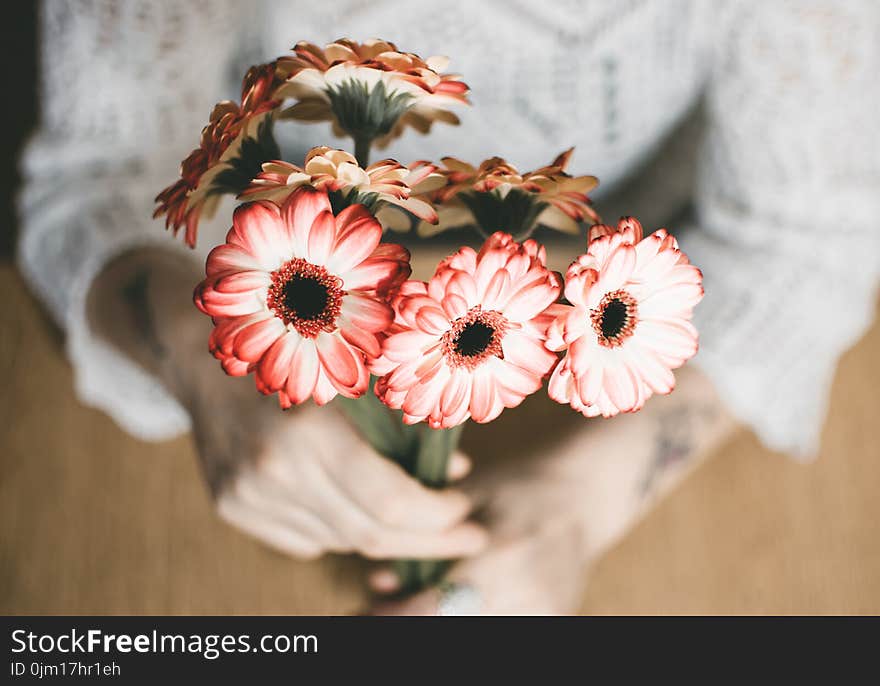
[684, 0, 880, 458]
[17, 1, 245, 441]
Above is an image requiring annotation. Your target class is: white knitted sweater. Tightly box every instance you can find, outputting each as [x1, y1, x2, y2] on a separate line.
[18, 0, 880, 456]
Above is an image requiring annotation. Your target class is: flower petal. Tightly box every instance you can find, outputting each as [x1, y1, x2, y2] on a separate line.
[305, 210, 337, 266]
[316, 331, 364, 391]
[257, 332, 299, 391]
[341, 293, 393, 332]
[469, 367, 498, 423]
[206, 244, 261, 277]
[382, 330, 438, 362]
[285, 338, 319, 404]
[228, 201, 288, 269]
[212, 270, 271, 293]
[233, 316, 286, 363]
[340, 321, 382, 358]
[327, 204, 382, 274]
[282, 186, 332, 256]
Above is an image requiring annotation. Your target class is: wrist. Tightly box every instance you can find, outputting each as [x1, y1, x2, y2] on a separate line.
[541, 366, 737, 560]
[87, 247, 211, 404]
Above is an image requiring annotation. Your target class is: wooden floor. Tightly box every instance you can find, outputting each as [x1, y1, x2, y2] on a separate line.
[1, 263, 878, 615]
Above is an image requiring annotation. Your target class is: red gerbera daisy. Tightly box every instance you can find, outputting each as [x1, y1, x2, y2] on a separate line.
[194, 187, 410, 407]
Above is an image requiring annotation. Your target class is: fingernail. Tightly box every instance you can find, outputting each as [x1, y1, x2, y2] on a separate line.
[368, 568, 401, 594]
[447, 453, 472, 480]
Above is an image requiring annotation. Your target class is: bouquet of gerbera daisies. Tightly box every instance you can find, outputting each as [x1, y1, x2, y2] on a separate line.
[155, 38, 703, 591]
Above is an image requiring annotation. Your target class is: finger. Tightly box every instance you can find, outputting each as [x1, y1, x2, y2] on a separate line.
[238, 467, 349, 551]
[333, 446, 473, 532]
[309, 466, 488, 559]
[264, 445, 487, 559]
[358, 520, 488, 560]
[216, 493, 323, 560]
[371, 588, 443, 616]
[367, 566, 402, 595]
[260, 439, 473, 534]
[371, 521, 590, 615]
[447, 451, 472, 481]
[310, 480, 488, 560]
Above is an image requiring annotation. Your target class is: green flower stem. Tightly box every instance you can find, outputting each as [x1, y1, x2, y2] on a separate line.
[354, 135, 372, 167]
[392, 423, 464, 591]
[327, 79, 413, 166]
[335, 386, 465, 592]
[413, 422, 464, 489]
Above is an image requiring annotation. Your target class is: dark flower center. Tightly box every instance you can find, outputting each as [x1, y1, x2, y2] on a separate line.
[441, 306, 509, 370]
[599, 297, 629, 338]
[284, 276, 330, 321]
[267, 258, 343, 338]
[590, 289, 639, 348]
[454, 321, 495, 357]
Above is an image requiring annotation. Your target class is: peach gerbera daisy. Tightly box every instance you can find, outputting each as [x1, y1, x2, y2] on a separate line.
[276, 39, 469, 153]
[239, 146, 444, 228]
[154, 62, 285, 247]
[417, 148, 600, 239]
[194, 187, 410, 407]
[546, 217, 703, 417]
[373, 232, 561, 428]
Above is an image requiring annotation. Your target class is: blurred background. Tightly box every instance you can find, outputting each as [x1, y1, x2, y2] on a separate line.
[2, 4, 879, 615]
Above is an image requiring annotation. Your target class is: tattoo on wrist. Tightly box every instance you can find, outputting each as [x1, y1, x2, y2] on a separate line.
[121, 268, 167, 361]
[639, 403, 717, 498]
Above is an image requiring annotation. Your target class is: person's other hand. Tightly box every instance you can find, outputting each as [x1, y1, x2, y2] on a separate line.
[367, 367, 734, 614]
[367, 462, 590, 615]
[189, 370, 486, 561]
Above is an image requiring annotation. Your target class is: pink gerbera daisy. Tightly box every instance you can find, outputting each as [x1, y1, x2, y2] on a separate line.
[547, 217, 703, 417]
[194, 186, 410, 407]
[373, 232, 561, 427]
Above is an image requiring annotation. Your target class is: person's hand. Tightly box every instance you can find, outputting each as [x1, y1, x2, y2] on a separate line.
[88, 249, 487, 562]
[367, 367, 736, 615]
[188, 369, 487, 561]
[368, 456, 591, 615]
